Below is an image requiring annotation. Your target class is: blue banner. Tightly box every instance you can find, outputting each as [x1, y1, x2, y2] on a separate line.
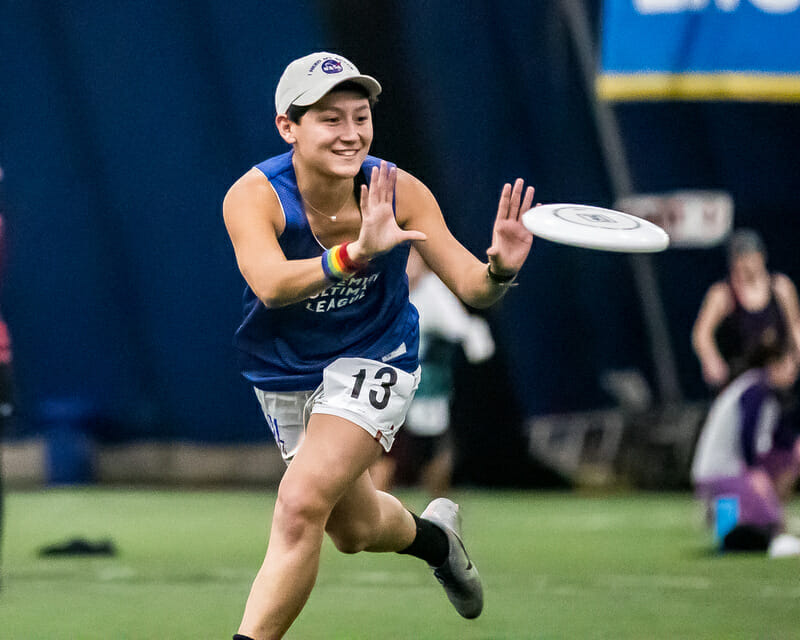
[598, 0, 800, 101]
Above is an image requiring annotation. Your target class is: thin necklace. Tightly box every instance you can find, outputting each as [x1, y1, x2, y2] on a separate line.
[302, 190, 351, 222]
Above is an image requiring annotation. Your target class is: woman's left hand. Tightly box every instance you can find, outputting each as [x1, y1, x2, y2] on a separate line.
[486, 178, 535, 276]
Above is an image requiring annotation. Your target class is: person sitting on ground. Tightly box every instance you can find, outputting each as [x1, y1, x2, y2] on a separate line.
[691, 344, 800, 554]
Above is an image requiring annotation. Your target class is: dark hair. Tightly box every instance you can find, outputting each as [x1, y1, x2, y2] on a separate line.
[286, 80, 375, 123]
[727, 228, 766, 266]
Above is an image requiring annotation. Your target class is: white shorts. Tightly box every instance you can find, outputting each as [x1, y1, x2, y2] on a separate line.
[255, 357, 421, 463]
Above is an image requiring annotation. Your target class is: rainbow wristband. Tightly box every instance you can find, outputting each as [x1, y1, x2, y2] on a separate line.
[321, 242, 365, 281]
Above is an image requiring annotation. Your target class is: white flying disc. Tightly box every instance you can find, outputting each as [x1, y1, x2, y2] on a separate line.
[522, 204, 669, 253]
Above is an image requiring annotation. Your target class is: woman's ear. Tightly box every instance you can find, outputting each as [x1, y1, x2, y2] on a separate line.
[275, 113, 296, 144]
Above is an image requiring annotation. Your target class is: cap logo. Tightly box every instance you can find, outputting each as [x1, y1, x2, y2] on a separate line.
[321, 59, 343, 74]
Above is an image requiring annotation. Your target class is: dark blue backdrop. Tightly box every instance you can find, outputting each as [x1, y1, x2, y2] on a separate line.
[2, 1, 799, 444]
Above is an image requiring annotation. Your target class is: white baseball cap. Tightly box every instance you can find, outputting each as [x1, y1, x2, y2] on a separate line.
[274, 52, 382, 115]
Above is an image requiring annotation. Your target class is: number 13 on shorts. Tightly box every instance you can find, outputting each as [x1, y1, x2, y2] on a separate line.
[315, 357, 421, 450]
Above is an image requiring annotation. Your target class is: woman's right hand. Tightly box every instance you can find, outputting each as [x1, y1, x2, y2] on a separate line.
[701, 354, 729, 388]
[348, 161, 426, 262]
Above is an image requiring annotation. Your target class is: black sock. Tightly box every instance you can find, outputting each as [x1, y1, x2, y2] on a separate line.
[397, 512, 449, 567]
[233, 635, 255, 640]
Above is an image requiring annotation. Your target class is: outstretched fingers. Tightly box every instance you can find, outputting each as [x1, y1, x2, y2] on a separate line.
[357, 162, 426, 257]
[496, 179, 535, 222]
[360, 183, 369, 216]
[384, 164, 398, 202]
[496, 183, 512, 221]
[361, 162, 400, 219]
[519, 185, 535, 220]
[508, 178, 524, 220]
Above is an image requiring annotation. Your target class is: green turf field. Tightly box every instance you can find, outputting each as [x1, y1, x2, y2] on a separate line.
[1, 488, 798, 639]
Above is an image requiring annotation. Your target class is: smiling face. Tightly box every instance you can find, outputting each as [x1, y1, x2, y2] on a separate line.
[281, 90, 373, 180]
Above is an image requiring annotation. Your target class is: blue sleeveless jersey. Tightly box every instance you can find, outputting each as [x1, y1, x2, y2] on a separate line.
[234, 151, 419, 391]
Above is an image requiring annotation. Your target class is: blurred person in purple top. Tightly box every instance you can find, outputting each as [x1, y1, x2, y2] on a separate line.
[691, 345, 800, 552]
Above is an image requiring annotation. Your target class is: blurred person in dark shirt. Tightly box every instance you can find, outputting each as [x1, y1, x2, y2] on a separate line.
[692, 229, 800, 390]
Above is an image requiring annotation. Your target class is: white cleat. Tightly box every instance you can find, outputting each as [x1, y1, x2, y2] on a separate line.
[420, 497, 484, 619]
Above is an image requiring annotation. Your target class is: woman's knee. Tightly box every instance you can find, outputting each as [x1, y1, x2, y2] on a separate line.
[273, 481, 329, 546]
